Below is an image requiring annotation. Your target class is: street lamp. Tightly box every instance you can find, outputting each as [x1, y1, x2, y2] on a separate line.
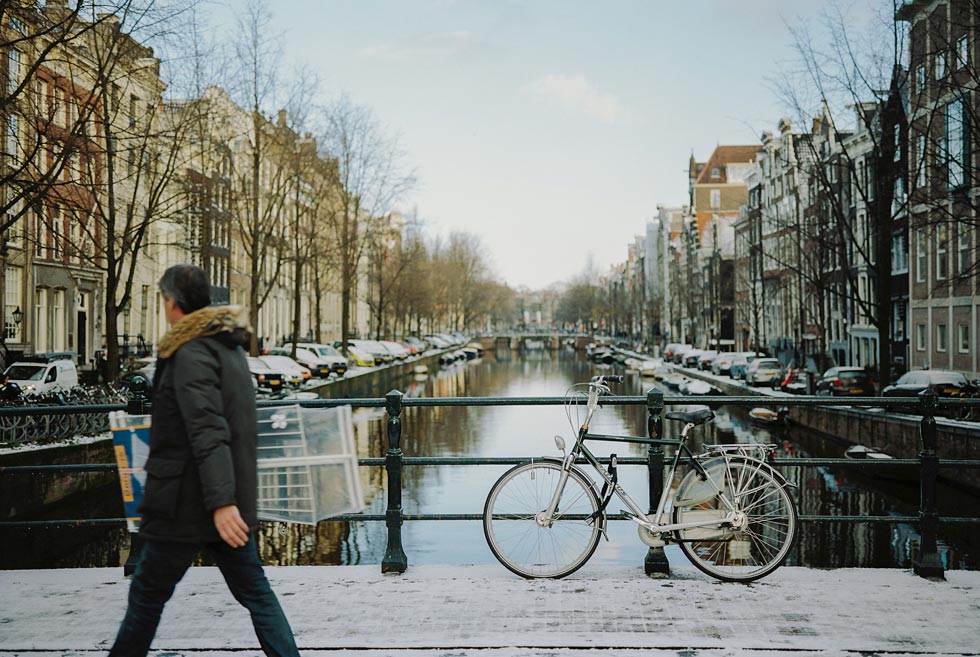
[12, 307, 22, 327]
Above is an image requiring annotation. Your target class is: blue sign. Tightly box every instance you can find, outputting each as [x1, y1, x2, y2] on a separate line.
[110, 413, 151, 533]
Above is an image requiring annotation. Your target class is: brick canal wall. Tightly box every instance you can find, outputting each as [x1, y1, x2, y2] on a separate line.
[675, 367, 980, 492]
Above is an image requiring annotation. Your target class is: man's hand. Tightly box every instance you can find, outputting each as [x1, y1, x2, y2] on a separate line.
[214, 504, 249, 548]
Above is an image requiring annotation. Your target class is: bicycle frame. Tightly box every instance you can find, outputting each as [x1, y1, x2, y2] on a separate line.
[543, 380, 744, 536]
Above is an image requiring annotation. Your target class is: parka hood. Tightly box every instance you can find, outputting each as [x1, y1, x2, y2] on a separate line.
[157, 305, 250, 359]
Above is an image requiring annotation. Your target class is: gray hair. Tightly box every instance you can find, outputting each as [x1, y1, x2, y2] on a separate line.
[158, 264, 211, 314]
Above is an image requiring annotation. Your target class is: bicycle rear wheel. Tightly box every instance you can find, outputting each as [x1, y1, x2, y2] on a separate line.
[674, 459, 797, 582]
[484, 461, 601, 579]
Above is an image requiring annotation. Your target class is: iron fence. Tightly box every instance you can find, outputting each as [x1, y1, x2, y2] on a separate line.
[2, 389, 980, 580]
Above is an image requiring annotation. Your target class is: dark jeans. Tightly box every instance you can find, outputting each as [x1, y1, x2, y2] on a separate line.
[109, 535, 299, 657]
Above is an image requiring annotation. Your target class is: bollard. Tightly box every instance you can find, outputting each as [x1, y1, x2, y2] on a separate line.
[126, 374, 150, 416]
[644, 388, 670, 578]
[381, 389, 408, 574]
[913, 389, 944, 579]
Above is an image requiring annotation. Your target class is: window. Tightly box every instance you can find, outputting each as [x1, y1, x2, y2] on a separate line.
[894, 303, 906, 341]
[139, 285, 149, 338]
[4, 266, 22, 342]
[916, 227, 927, 282]
[129, 95, 138, 128]
[936, 224, 948, 280]
[10, 16, 26, 34]
[958, 222, 970, 275]
[710, 189, 720, 209]
[959, 324, 970, 353]
[916, 63, 926, 93]
[946, 97, 966, 188]
[6, 112, 18, 157]
[936, 52, 946, 80]
[916, 134, 927, 189]
[35, 289, 47, 352]
[958, 36, 969, 67]
[7, 49, 20, 94]
[916, 324, 926, 351]
[937, 323, 947, 352]
[711, 167, 719, 178]
[892, 233, 908, 273]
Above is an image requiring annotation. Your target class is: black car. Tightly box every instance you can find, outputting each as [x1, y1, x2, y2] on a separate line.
[881, 369, 978, 417]
[815, 367, 876, 396]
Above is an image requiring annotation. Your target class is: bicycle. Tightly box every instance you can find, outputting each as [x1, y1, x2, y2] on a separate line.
[483, 375, 798, 582]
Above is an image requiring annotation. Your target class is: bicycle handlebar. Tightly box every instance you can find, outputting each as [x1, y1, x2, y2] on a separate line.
[590, 375, 623, 384]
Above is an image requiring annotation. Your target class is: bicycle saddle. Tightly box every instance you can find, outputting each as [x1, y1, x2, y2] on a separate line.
[665, 408, 715, 425]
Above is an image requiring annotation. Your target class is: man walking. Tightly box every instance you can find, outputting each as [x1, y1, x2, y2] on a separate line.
[109, 264, 299, 656]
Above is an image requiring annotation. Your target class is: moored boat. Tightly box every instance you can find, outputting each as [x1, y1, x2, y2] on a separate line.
[749, 407, 790, 426]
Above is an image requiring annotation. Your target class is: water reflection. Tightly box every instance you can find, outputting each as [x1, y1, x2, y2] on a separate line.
[2, 349, 977, 570]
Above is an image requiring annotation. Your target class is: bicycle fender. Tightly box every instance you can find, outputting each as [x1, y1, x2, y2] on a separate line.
[676, 455, 795, 506]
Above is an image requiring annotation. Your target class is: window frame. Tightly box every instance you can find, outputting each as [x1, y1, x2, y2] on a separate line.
[937, 323, 947, 352]
[916, 323, 926, 351]
[958, 324, 970, 353]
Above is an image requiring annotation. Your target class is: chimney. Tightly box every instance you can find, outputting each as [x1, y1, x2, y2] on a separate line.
[812, 116, 822, 134]
[277, 109, 287, 127]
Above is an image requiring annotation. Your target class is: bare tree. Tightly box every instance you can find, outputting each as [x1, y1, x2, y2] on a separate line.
[319, 94, 414, 348]
[771, 0, 907, 385]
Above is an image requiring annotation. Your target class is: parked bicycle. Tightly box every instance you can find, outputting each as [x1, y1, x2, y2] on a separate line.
[483, 375, 798, 582]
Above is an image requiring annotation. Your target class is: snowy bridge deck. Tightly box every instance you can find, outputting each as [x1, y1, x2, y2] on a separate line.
[1, 564, 978, 657]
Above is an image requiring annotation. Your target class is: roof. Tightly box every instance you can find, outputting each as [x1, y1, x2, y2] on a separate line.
[694, 145, 760, 184]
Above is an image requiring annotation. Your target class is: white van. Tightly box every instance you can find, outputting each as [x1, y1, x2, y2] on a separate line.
[3, 355, 79, 394]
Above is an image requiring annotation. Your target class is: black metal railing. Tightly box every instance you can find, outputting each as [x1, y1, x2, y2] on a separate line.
[2, 389, 980, 580]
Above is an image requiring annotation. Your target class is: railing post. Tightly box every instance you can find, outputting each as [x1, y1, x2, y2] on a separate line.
[645, 387, 669, 578]
[914, 389, 944, 580]
[382, 389, 408, 574]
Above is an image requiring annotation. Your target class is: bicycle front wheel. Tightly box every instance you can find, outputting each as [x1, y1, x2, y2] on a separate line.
[484, 461, 601, 579]
[675, 459, 797, 582]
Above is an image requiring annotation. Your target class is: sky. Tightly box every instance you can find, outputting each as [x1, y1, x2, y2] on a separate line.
[211, 0, 860, 290]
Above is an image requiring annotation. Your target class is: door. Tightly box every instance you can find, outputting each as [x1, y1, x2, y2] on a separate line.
[77, 311, 87, 365]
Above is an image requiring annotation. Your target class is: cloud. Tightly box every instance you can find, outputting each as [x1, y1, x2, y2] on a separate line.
[359, 31, 482, 62]
[527, 74, 628, 125]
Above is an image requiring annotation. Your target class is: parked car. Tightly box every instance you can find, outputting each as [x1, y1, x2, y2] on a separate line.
[268, 346, 332, 378]
[683, 349, 704, 368]
[259, 355, 311, 387]
[663, 343, 687, 362]
[3, 354, 78, 394]
[882, 370, 979, 417]
[345, 345, 376, 368]
[423, 334, 452, 349]
[816, 367, 876, 397]
[697, 350, 720, 370]
[246, 357, 285, 393]
[710, 352, 736, 376]
[671, 345, 694, 364]
[349, 340, 393, 364]
[730, 352, 765, 380]
[745, 358, 783, 387]
[380, 340, 410, 360]
[404, 336, 429, 353]
[295, 343, 349, 377]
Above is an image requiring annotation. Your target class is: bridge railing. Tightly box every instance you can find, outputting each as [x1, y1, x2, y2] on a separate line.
[2, 390, 979, 580]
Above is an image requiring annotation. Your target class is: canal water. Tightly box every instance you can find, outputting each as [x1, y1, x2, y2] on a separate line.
[1, 349, 977, 570]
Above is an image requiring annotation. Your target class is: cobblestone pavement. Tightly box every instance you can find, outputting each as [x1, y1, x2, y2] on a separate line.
[1, 564, 978, 656]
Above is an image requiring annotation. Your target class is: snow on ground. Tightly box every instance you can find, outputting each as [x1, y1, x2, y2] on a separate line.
[0, 564, 977, 655]
[0, 431, 110, 457]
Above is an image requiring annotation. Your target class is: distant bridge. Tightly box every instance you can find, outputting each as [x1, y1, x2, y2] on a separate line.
[473, 333, 593, 352]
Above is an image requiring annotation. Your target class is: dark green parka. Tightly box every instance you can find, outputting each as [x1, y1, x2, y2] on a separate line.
[138, 305, 258, 543]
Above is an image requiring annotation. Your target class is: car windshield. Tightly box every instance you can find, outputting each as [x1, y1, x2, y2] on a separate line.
[313, 345, 341, 357]
[246, 357, 272, 371]
[5, 364, 46, 381]
[756, 360, 780, 368]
